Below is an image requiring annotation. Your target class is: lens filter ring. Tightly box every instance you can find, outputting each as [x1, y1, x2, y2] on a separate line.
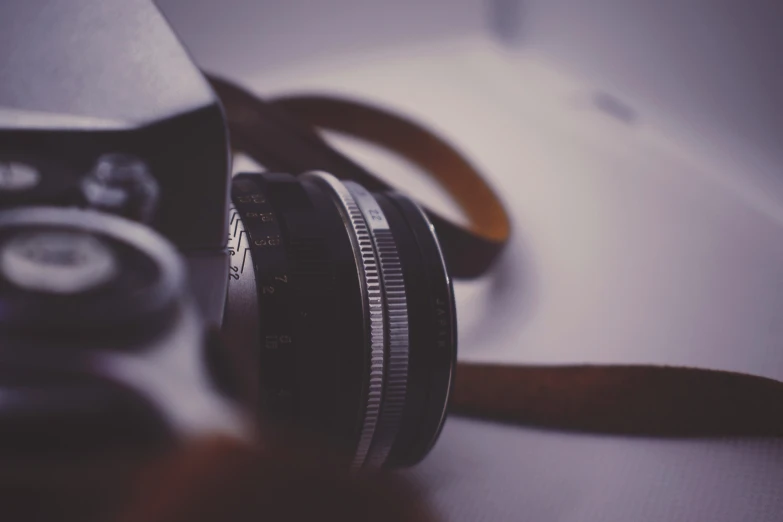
[381, 192, 457, 466]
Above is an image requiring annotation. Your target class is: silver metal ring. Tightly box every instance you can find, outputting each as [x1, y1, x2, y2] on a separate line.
[304, 171, 385, 470]
[0, 206, 185, 297]
[345, 181, 410, 468]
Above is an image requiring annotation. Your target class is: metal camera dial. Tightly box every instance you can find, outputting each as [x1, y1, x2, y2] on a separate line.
[0, 207, 247, 454]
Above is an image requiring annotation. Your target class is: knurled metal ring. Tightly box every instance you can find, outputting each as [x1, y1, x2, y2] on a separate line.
[344, 181, 409, 468]
[304, 171, 385, 470]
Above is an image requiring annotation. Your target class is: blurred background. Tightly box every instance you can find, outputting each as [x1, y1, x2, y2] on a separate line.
[156, 1, 783, 520]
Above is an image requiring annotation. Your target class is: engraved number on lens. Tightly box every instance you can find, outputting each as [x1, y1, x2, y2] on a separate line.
[265, 334, 292, 350]
[245, 212, 274, 222]
[237, 193, 265, 204]
[254, 236, 280, 247]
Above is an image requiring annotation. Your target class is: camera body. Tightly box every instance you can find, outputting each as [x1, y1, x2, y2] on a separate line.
[0, 0, 456, 469]
[0, 0, 231, 325]
[0, 0, 246, 451]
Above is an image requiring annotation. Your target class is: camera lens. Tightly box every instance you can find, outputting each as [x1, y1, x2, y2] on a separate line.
[224, 171, 457, 469]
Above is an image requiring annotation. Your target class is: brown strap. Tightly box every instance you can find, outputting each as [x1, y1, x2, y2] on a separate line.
[206, 74, 783, 439]
[453, 364, 783, 437]
[207, 75, 509, 279]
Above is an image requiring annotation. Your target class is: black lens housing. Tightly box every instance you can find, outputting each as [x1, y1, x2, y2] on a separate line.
[228, 172, 457, 468]
[376, 192, 457, 467]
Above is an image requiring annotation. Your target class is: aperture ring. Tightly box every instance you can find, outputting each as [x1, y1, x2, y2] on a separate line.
[231, 174, 298, 421]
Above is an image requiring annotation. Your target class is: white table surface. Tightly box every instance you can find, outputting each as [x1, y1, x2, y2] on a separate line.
[157, 1, 783, 519]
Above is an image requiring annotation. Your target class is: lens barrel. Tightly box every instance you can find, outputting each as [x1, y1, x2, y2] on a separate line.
[226, 171, 456, 469]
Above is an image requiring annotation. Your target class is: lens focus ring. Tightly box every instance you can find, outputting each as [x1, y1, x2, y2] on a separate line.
[344, 181, 410, 468]
[305, 172, 386, 470]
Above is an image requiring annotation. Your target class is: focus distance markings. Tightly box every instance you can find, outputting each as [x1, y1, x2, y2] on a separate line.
[346, 182, 390, 231]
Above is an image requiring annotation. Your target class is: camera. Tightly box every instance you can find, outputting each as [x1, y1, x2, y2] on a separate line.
[0, 0, 456, 470]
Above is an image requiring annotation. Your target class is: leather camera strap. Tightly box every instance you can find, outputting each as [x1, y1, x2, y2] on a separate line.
[208, 75, 783, 438]
[207, 76, 509, 280]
